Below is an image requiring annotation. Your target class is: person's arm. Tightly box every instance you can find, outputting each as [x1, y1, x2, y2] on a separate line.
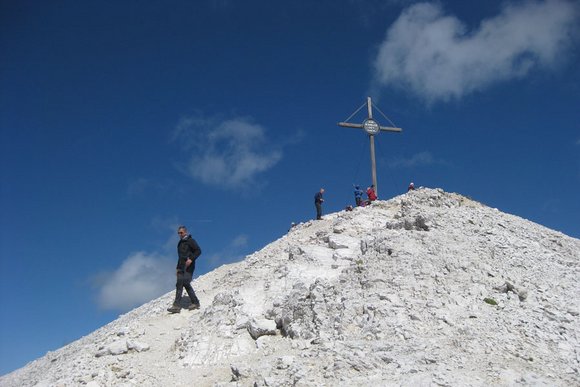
[185, 239, 201, 267]
[189, 239, 201, 260]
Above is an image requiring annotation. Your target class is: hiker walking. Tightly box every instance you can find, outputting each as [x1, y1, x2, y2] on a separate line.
[168, 226, 202, 313]
[314, 188, 325, 220]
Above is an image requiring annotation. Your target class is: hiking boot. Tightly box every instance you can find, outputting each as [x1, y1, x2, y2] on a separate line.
[188, 303, 200, 310]
[167, 304, 181, 313]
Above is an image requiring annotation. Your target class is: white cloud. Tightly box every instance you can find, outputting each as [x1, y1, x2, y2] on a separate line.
[94, 252, 174, 311]
[174, 116, 282, 190]
[373, 0, 579, 102]
[388, 151, 448, 168]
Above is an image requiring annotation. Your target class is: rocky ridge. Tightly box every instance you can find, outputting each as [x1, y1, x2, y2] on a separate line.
[1, 188, 579, 386]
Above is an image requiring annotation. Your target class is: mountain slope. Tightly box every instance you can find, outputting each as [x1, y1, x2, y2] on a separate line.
[2, 188, 579, 386]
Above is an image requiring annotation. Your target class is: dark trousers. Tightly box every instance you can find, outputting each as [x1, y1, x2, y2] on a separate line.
[315, 202, 322, 219]
[174, 271, 199, 306]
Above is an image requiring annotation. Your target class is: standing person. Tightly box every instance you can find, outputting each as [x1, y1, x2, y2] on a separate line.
[366, 185, 377, 204]
[314, 188, 325, 220]
[167, 226, 202, 313]
[354, 185, 364, 206]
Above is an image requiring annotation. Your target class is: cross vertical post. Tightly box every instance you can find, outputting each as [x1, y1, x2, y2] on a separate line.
[366, 97, 379, 195]
[338, 97, 402, 198]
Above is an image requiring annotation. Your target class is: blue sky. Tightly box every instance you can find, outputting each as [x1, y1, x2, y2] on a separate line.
[1, 0, 579, 375]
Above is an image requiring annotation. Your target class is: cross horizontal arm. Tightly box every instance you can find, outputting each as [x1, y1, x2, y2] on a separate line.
[338, 122, 402, 133]
[337, 122, 363, 129]
[379, 126, 402, 132]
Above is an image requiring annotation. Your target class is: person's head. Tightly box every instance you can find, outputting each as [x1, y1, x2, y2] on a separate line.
[320, 188, 325, 193]
[355, 185, 359, 189]
[177, 226, 188, 238]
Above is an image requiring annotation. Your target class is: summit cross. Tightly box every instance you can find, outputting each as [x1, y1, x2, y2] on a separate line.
[338, 97, 402, 197]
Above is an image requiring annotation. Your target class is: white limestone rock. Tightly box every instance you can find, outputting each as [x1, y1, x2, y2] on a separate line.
[126, 340, 150, 352]
[247, 318, 277, 340]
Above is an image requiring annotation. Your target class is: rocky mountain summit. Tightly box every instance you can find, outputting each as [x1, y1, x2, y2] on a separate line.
[2, 188, 579, 387]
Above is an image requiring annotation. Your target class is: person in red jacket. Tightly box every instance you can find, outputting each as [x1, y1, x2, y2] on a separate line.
[366, 185, 377, 204]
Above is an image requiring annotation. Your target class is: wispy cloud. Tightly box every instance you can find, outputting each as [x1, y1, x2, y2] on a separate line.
[173, 115, 282, 190]
[387, 151, 448, 168]
[231, 234, 248, 248]
[373, 0, 579, 103]
[93, 251, 174, 311]
[206, 234, 249, 267]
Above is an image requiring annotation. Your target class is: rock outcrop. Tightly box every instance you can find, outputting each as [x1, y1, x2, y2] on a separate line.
[1, 188, 578, 386]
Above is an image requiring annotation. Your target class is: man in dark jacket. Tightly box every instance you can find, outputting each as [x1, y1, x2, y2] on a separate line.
[314, 188, 325, 220]
[167, 226, 202, 313]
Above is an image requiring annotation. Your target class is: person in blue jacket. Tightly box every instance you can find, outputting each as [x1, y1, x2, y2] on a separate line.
[354, 185, 364, 206]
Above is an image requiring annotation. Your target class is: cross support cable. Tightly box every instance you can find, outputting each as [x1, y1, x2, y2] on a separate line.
[337, 97, 402, 197]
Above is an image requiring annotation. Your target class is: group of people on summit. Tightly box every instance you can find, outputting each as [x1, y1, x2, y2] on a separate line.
[314, 182, 415, 220]
[353, 184, 377, 207]
[314, 184, 378, 220]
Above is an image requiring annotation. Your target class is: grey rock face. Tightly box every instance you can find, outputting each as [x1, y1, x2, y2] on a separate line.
[1, 188, 579, 387]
